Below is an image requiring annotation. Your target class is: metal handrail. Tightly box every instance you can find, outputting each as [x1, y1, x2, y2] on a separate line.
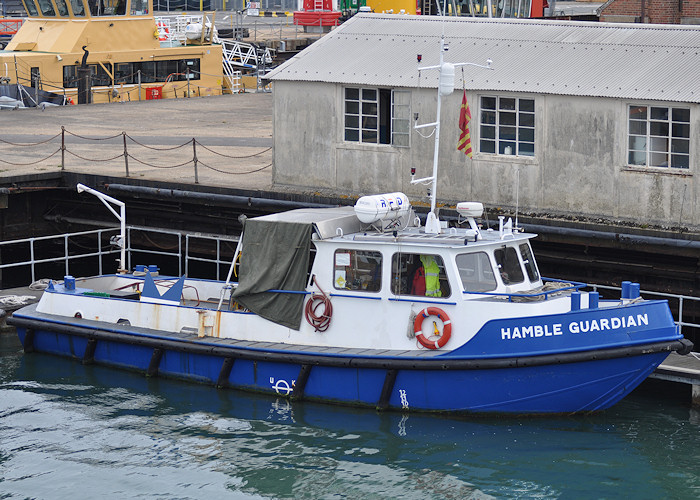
[0, 226, 238, 285]
[589, 283, 700, 333]
[185, 232, 239, 280]
[462, 278, 586, 302]
[0, 228, 121, 283]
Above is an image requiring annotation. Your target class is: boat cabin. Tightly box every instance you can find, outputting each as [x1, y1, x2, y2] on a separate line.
[234, 195, 544, 316]
[1, 0, 224, 104]
[313, 215, 543, 301]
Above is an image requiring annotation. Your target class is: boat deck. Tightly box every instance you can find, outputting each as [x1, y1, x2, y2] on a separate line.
[13, 302, 445, 359]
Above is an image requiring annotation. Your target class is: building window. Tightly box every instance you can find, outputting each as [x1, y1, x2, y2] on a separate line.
[628, 105, 690, 169]
[344, 87, 410, 147]
[391, 90, 410, 147]
[333, 249, 382, 292]
[480, 96, 535, 156]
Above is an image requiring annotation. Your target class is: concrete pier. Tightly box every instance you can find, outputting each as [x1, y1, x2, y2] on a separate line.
[650, 352, 700, 407]
[0, 93, 274, 191]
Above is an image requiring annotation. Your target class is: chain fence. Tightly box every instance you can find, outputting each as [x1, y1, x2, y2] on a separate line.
[0, 126, 272, 183]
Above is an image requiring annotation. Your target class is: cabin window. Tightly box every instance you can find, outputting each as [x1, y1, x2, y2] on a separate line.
[333, 250, 382, 292]
[55, 0, 70, 16]
[480, 96, 535, 156]
[114, 62, 132, 84]
[62, 64, 111, 87]
[87, 0, 123, 15]
[494, 246, 525, 285]
[63, 66, 77, 88]
[69, 0, 86, 15]
[115, 0, 127, 15]
[628, 105, 690, 169]
[37, 0, 56, 16]
[130, 0, 149, 14]
[23, 0, 40, 16]
[344, 87, 410, 147]
[30, 67, 40, 88]
[391, 253, 451, 298]
[456, 252, 497, 293]
[519, 243, 539, 282]
[62, 59, 201, 88]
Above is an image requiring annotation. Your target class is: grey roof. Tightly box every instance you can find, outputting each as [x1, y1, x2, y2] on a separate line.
[267, 14, 700, 103]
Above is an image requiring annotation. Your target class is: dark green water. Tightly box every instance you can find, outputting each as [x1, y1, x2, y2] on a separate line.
[1, 332, 699, 499]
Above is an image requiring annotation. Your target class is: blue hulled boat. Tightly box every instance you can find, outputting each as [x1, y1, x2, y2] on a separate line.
[7, 24, 693, 414]
[7, 195, 692, 414]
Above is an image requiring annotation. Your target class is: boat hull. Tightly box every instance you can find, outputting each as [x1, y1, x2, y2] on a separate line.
[8, 310, 691, 414]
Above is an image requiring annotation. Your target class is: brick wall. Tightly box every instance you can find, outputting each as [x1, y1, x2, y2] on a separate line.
[600, 0, 700, 24]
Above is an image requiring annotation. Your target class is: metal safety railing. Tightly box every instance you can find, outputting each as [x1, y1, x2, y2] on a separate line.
[0, 228, 122, 283]
[125, 225, 238, 279]
[589, 283, 700, 334]
[0, 226, 238, 286]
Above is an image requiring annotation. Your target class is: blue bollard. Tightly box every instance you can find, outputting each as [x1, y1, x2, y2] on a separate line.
[571, 291, 581, 311]
[64, 275, 75, 291]
[621, 281, 631, 300]
[589, 291, 599, 309]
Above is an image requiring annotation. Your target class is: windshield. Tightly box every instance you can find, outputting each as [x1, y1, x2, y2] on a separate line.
[494, 246, 525, 285]
[456, 252, 497, 292]
[519, 243, 540, 282]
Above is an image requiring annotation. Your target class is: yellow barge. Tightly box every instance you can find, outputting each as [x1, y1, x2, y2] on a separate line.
[0, 0, 224, 104]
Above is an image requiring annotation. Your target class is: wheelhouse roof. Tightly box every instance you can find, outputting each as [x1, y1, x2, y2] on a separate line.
[253, 206, 535, 247]
[266, 14, 700, 104]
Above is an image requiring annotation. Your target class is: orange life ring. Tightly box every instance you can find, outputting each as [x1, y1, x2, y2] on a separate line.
[414, 307, 452, 349]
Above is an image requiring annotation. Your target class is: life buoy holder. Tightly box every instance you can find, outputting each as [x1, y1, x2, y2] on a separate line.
[414, 307, 451, 349]
[157, 22, 169, 41]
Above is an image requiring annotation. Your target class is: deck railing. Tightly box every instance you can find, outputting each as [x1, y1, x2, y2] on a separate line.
[589, 283, 700, 334]
[0, 226, 238, 286]
[0, 228, 121, 283]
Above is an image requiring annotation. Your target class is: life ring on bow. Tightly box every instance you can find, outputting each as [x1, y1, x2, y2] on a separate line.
[414, 307, 451, 349]
[157, 22, 169, 41]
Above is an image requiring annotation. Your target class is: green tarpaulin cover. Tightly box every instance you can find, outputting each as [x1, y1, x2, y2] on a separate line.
[232, 218, 311, 330]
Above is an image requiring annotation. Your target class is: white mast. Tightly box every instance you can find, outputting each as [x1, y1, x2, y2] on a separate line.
[411, 9, 492, 234]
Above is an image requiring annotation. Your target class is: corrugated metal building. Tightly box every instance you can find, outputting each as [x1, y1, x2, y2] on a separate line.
[267, 14, 700, 230]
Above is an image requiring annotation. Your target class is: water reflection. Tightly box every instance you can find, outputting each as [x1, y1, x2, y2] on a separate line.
[1, 334, 698, 499]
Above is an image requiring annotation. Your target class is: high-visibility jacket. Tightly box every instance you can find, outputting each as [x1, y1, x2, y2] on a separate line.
[420, 255, 441, 297]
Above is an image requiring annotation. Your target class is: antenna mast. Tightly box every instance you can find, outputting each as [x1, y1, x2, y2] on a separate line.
[411, 8, 492, 234]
